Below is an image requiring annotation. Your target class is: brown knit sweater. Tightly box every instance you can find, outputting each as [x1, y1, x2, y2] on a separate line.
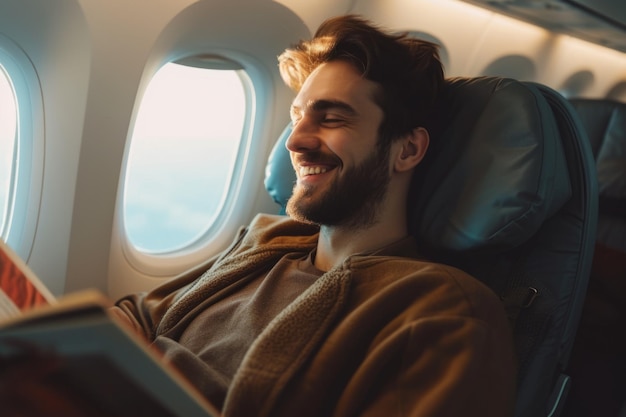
[115, 214, 516, 417]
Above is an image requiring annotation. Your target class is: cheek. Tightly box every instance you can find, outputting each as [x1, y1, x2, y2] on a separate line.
[329, 133, 378, 167]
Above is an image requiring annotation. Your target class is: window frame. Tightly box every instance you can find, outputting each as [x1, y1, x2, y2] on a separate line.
[0, 63, 17, 237]
[0, 34, 44, 261]
[117, 56, 257, 275]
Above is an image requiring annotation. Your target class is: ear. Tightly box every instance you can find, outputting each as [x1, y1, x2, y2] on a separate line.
[393, 127, 429, 173]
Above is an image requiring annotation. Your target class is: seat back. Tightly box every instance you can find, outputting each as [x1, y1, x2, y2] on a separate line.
[569, 98, 626, 251]
[563, 98, 626, 417]
[264, 76, 598, 417]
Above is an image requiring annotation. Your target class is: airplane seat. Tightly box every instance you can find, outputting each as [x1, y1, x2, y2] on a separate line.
[568, 98, 626, 251]
[264, 76, 598, 417]
[561, 98, 626, 417]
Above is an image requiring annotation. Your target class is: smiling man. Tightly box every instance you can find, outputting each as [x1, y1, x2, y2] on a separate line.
[284, 59, 428, 271]
[1, 14, 517, 417]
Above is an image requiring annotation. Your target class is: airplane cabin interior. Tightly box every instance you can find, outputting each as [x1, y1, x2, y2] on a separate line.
[0, 1, 624, 416]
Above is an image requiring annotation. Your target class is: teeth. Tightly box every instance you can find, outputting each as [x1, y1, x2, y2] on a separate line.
[300, 166, 328, 176]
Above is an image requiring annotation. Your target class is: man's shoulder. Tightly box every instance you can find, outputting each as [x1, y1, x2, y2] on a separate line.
[352, 255, 505, 318]
[352, 253, 475, 284]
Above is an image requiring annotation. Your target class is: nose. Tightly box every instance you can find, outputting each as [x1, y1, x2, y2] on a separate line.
[285, 116, 321, 153]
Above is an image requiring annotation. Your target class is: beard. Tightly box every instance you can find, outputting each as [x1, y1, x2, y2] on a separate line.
[286, 145, 391, 230]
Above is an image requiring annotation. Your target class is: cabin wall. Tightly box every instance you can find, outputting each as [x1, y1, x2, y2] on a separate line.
[281, 0, 626, 98]
[0, 0, 91, 295]
[72, 0, 310, 297]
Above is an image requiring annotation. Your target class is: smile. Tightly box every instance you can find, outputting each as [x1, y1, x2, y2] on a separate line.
[300, 166, 329, 176]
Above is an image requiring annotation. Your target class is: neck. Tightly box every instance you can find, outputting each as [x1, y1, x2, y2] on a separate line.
[313, 199, 409, 271]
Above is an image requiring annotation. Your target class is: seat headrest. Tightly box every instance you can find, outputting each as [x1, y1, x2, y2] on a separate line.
[264, 76, 572, 252]
[265, 124, 296, 215]
[411, 77, 571, 251]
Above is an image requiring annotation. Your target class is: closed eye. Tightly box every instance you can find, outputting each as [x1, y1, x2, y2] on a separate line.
[321, 116, 346, 126]
[290, 100, 356, 127]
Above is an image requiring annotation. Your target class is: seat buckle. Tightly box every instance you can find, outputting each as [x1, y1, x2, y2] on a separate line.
[522, 287, 539, 308]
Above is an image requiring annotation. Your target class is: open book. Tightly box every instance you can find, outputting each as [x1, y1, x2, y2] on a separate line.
[0, 238, 219, 417]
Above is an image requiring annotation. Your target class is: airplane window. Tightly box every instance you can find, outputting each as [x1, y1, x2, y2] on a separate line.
[0, 64, 17, 238]
[123, 61, 247, 254]
[0, 35, 43, 259]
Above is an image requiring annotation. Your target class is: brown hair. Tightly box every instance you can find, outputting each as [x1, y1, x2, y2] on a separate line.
[278, 15, 444, 146]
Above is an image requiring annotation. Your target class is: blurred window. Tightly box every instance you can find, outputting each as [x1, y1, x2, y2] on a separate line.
[0, 64, 17, 239]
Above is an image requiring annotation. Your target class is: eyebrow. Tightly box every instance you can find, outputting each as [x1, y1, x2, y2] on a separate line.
[291, 99, 358, 117]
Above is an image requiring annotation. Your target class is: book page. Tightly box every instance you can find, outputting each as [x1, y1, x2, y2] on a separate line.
[0, 239, 55, 319]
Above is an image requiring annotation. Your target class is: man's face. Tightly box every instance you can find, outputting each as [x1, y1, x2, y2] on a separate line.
[285, 60, 391, 229]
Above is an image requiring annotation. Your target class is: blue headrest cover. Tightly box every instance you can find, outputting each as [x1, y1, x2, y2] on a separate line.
[264, 77, 572, 252]
[264, 124, 296, 215]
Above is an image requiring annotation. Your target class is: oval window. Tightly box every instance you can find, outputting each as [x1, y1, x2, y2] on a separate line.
[0, 35, 43, 260]
[123, 60, 247, 253]
[0, 64, 17, 237]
